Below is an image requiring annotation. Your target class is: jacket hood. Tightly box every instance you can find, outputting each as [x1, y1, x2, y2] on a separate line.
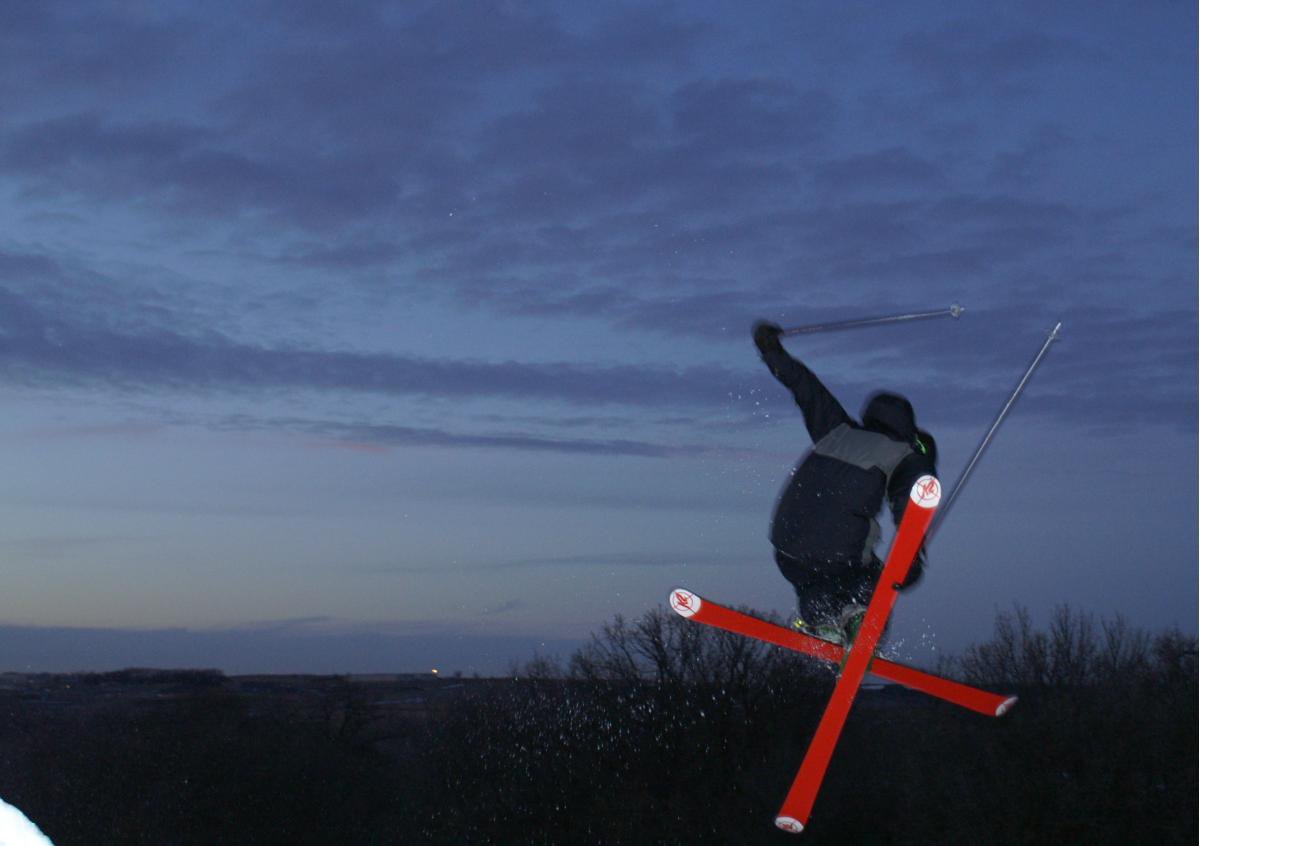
[861, 391, 917, 442]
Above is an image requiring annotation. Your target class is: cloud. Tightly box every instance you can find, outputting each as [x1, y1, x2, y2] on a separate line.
[1036, 309, 1198, 431]
[927, 194, 1080, 229]
[409, 182, 1105, 347]
[852, 306, 1197, 434]
[988, 124, 1073, 187]
[672, 78, 837, 155]
[1, 113, 403, 230]
[898, 19, 1093, 97]
[0, 534, 146, 561]
[480, 80, 661, 166]
[0, 621, 584, 675]
[0, 3, 196, 111]
[815, 148, 945, 191]
[479, 601, 523, 617]
[0, 3, 713, 237]
[224, 615, 336, 633]
[1, 276, 747, 412]
[2, 113, 207, 174]
[245, 418, 737, 460]
[2, 263, 1195, 441]
[0, 3, 1195, 444]
[0, 251, 64, 283]
[476, 552, 760, 571]
[273, 240, 409, 270]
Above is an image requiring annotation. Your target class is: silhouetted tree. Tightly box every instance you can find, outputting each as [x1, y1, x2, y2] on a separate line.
[948, 603, 1197, 691]
[1, 603, 1197, 844]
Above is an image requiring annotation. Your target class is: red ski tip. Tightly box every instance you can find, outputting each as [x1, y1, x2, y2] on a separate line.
[775, 816, 805, 834]
[668, 588, 702, 618]
[996, 696, 1019, 717]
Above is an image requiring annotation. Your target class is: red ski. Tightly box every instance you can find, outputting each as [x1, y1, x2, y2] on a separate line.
[780, 475, 938, 833]
[669, 475, 1019, 834]
[666, 588, 1016, 719]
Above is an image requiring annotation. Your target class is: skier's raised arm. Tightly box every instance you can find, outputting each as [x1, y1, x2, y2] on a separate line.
[753, 321, 852, 443]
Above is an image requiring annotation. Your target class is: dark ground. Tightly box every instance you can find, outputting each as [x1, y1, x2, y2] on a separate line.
[0, 606, 1197, 845]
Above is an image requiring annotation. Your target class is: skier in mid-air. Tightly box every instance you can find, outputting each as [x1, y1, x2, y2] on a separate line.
[753, 321, 938, 646]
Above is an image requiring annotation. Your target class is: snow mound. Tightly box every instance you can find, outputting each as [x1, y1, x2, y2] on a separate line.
[0, 796, 54, 846]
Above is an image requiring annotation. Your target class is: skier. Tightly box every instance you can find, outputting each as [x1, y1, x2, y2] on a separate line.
[753, 321, 938, 646]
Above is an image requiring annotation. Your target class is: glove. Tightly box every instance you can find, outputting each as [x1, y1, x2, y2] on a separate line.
[752, 321, 785, 354]
[895, 548, 926, 591]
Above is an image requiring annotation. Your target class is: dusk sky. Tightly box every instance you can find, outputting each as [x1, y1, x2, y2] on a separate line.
[0, 1, 1197, 675]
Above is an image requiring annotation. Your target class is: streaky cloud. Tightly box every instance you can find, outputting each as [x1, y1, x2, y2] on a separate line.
[271, 418, 735, 460]
[0, 621, 583, 675]
[0, 284, 743, 410]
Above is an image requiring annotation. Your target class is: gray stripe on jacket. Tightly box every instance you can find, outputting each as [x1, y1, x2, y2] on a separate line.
[813, 424, 914, 474]
[813, 424, 915, 565]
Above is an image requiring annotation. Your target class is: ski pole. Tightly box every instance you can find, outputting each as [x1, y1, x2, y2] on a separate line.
[928, 321, 1062, 541]
[779, 303, 964, 337]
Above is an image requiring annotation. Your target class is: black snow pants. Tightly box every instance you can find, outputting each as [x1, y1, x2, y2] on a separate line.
[774, 549, 883, 626]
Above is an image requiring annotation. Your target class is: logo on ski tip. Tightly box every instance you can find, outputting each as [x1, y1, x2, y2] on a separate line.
[911, 475, 941, 507]
[776, 817, 804, 834]
[669, 589, 701, 618]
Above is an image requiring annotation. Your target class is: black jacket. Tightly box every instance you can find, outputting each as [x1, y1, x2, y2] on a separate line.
[760, 346, 936, 563]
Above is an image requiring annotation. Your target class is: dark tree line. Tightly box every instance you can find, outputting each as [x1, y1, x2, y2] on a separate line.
[0, 605, 1196, 844]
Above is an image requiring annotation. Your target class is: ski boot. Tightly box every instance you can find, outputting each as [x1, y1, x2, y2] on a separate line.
[839, 604, 866, 647]
[838, 604, 895, 648]
[790, 615, 845, 646]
